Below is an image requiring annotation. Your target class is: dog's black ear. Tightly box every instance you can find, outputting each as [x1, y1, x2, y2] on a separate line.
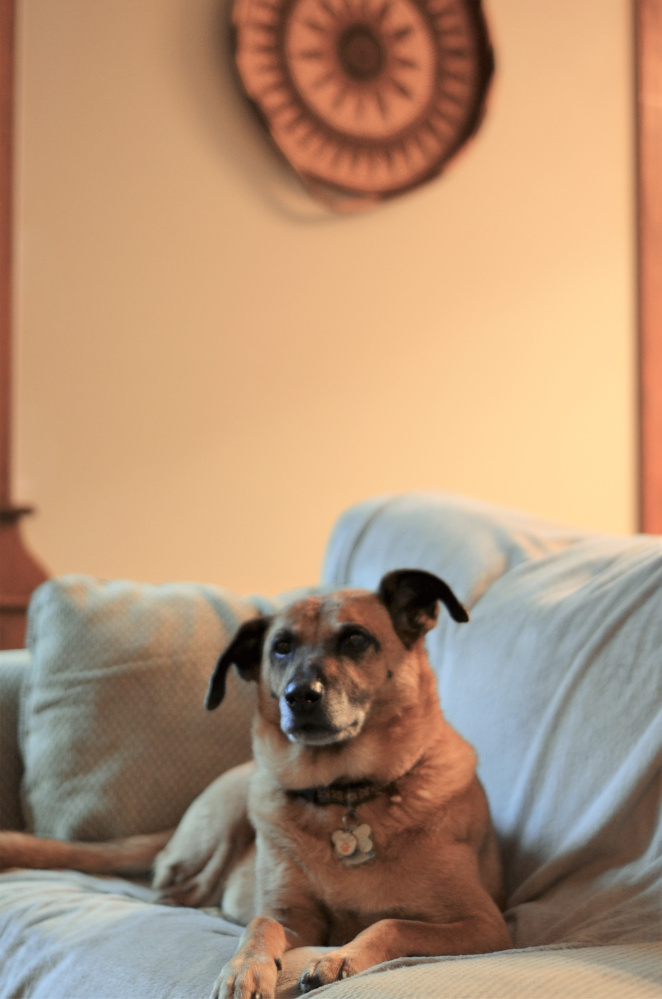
[378, 569, 469, 649]
[205, 616, 272, 711]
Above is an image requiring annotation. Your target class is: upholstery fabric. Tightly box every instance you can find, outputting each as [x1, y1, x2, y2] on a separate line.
[0, 870, 242, 999]
[0, 871, 659, 999]
[0, 649, 29, 831]
[299, 945, 662, 998]
[20, 576, 264, 839]
[442, 536, 662, 948]
[321, 492, 588, 608]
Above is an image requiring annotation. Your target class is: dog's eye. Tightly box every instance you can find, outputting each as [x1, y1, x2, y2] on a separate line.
[338, 629, 372, 657]
[272, 636, 294, 658]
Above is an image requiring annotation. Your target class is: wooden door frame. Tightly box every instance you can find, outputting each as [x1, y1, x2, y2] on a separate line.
[0, 0, 14, 511]
[0, 0, 47, 648]
[637, 0, 662, 532]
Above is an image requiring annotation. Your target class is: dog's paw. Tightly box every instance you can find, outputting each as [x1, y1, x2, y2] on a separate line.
[211, 955, 280, 999]
[153, 763, 254, 908]
[298, 948, 365, 992]
[154, 847, 230, 908]
[153, 837, 222, 897]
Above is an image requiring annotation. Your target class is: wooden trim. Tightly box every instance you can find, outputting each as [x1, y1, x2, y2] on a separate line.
[637, 0, 662, 532]
[0, 0, 13, 506]
[0, 0, 47, 648]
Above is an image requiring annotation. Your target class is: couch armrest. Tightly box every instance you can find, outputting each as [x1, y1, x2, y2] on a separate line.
[0, 649, 30, 830]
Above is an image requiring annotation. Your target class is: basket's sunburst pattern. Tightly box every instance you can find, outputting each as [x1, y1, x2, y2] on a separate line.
[232, 0, 493, 208]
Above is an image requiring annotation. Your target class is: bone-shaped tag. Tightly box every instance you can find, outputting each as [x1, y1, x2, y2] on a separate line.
[332, 823, 375, 865]
[353, 824, 373, 853]
[332, 830, 357, 858]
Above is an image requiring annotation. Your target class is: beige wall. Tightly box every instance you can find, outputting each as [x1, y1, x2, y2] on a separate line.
[13, 0, 635, 596]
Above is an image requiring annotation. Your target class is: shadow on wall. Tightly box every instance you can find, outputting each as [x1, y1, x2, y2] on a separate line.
[174, 0, 344, 222]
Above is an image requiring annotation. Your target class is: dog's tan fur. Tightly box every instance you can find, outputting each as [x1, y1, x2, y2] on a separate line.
[0, 570, 511, 999]
[199, 570, 511, 998]
[0, 828, 173, 876]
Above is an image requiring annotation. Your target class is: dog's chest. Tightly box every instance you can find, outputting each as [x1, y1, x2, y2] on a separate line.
[279, 799, 451, 922]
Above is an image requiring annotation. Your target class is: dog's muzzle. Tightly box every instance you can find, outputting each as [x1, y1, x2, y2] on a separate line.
[279, 677, 365, 747]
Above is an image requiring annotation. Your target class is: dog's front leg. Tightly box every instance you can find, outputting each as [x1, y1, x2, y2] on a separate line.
[212, 912, 323, 999]
[299, 910, 512, 991]
[211, 874, 328, 999]
[212, 916, 289, 999]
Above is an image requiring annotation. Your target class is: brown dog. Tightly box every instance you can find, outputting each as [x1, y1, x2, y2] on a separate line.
[0, 569, 512, 999]
[199, 569, 511, 999]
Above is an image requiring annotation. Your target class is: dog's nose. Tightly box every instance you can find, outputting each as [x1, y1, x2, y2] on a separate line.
[284, 678, 324, 711]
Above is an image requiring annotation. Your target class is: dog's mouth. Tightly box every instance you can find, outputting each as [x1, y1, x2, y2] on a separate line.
[283, 716, 364, 747]
[278, 683, 367, 747]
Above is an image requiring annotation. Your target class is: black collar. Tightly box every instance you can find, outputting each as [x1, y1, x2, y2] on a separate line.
[286, 777, 398, 808]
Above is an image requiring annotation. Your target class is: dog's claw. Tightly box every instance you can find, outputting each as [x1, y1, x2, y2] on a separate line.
[300, 953, 358, 991]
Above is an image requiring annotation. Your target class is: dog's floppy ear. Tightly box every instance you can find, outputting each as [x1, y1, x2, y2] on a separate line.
[205, 615, 272, 711]
[378, 569, 469, 649]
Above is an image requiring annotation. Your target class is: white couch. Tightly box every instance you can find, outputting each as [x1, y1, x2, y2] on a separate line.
[0, 493, 660, 998]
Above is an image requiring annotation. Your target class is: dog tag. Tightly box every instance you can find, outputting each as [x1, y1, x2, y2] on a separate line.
[332, 822, 375, 865]
[332, 830, 358, 858]
[352, 824, 373, 853]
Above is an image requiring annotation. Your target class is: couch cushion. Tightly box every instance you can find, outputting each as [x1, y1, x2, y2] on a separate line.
[0, 870, 244, 999]
[20, 576, 269, 840]
[0, 649, 30, 831]
[1, 870, 660, 999]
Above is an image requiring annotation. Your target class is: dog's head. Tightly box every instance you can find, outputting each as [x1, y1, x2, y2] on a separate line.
[206, 570, 468, 750]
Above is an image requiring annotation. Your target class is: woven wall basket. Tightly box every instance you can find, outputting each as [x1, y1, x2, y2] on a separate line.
[231, 0, 494, 211]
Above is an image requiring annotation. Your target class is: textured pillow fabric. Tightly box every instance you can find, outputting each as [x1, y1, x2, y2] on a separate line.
[322, 493, 662, 949]
[20, 575, 268, 841]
